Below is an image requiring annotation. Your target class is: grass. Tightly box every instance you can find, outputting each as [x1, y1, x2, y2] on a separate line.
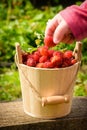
[73, 66, 87, 97]
[0, 66, 21, 101]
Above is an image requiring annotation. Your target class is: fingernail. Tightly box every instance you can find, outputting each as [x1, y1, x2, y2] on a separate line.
[53, 38, 60, 44]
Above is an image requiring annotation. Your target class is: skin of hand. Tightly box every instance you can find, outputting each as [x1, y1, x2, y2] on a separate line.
[45, 14, 75, 44]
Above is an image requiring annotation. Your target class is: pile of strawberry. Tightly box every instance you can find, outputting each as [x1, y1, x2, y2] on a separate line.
[22, 46, 77, 68]
[22, 36, 77, 68]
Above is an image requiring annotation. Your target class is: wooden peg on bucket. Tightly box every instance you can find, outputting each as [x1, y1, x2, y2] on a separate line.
[15, 43, 22, 64]
[42, 95, 70, 107]
[73, 41, 82, 62]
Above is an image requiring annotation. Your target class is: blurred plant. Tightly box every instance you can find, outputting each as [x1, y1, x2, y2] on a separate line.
[0, 1, 63, 63]
[0, 67, 21, 101]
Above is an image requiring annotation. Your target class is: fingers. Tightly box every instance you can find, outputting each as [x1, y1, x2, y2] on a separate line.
[45, 14, 75, 44]
[62, 33, 75, 44]
[53, 20, 71, 44]
[67, 38, 75, 44]
[66, 34, 75, 44]
[45, 16, 59, 37]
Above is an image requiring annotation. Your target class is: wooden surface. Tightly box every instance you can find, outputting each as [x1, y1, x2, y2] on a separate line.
[0, 97, 87, 130]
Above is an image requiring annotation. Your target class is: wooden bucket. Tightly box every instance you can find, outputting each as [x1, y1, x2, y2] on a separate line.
[15, 42, 82, 119]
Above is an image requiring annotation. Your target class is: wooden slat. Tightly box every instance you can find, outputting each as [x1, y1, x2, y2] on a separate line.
[0, 97, 87, 130]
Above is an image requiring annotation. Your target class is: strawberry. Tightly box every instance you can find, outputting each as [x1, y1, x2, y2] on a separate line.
[36, 63, 44, 68]
[53, 51, 64, 58]
[62, 58, 71, 68]
[27, 58, 36, 67]
[22, 53, 28, 64]
[38, 46, 49, 56]
[39, 56, 48, 63]
[33, 54, 40, 63]
[43, 61, 54, 68]
[71, 59, 77, 65]
[48, 49, 54, 57]
[34, 50, 41, 57]
[44, 36, 55, 47]
[50, 55, 62, 66]
[63, 50, 73, 59]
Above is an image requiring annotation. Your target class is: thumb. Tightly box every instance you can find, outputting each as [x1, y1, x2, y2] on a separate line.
[53, 21, 69, 44]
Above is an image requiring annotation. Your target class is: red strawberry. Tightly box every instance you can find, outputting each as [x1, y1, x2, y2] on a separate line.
[44, 36, 55, 47]
[34, 50, 41, 57]
[62, 58, 71, 67]
[53, 51, 64, 58]
[71, 59, 77, 65]
[48, 49, 54, 57]
[36, 63, 44, 68]
[63, 50, 73, 59]
[39, 56, 48, 63]
[38, 46, 49, 56]
[50, 55, 62, 66]
[43, 61, 54, 68]
[27, 54, 33, 59]
[22, 53, 28, 64]
[33, 54, 40, 63]
[27, 58, 36, 67]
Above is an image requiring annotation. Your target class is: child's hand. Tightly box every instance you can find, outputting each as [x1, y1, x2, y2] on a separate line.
[45, 14, 75, 44]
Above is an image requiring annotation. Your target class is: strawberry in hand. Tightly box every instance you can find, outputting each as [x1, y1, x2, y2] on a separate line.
[44, 36, 56, 47]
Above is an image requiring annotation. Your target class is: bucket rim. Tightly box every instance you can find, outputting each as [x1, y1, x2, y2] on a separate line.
[18, 61, 81, 71]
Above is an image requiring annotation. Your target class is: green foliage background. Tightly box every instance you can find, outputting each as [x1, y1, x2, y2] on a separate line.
[0, 0, 87, 101]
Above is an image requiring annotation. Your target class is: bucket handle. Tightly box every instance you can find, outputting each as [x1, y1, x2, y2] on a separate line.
[42, 95, 69, 107]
